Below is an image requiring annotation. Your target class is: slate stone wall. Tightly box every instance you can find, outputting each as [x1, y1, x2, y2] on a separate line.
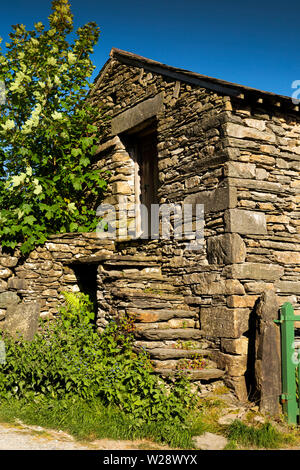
[88, 57, 300, 399]
[0, 234, 115, 336]
[0, 56, 299, 401]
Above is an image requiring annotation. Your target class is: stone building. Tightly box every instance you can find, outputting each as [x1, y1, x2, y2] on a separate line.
[0, 48, 300, 402]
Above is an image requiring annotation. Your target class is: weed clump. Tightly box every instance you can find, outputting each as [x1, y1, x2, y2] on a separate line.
[226, 419, 295, 449]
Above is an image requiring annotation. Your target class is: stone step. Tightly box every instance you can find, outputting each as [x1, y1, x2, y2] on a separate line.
[107, 255, 162, 263]
[102, 271, 164, 281]
[134, 320, 196, 332]
[152, 358, 218, 370]
[134, 328, 204, 341]
[134, 339, 211, 350]
[109, 281, 178, 293]
[154, 368, 225, 381]
[128, 308, 198, 322]
[147, 348, 211, 360]
[117, 300, 190, 309]
[111, 288, 184, 301]
[102, 256, 162, 268]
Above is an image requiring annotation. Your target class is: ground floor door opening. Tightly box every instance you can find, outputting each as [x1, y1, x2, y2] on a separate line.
[72, 264, 98, 324]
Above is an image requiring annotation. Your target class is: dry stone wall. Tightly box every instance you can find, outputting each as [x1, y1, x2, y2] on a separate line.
[0, 234, 115, 337]
[90, 60, 231, 248]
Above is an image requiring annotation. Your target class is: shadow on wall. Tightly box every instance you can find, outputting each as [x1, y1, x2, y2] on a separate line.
[245, 298, 261, 403]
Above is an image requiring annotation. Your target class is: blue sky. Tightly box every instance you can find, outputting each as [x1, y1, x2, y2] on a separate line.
[0, 0, 299, 97]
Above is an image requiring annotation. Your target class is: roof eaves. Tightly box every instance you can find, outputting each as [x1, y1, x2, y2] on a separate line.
[109, 48, 299, 113]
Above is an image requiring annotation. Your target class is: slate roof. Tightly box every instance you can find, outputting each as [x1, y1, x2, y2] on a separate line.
[92, 48, 299, 114]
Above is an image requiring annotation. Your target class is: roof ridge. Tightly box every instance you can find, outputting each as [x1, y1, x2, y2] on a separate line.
[108, 47, 296, 106]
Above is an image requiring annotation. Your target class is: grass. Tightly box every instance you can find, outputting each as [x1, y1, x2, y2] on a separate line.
[0, 396, 195, 449]
[187, 396, 229, 438]
[225, 419, 296, 450]
[184, 396, 298, 450]
[0, 395, 298, 450]
[0, 394, 236, 450]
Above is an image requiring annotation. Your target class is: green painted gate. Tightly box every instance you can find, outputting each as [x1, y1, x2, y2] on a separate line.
[275, 302, 300, 424]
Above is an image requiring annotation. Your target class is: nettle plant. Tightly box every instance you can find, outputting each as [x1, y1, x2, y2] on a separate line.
[0, 292, 193, 425]
[0, 0, 107, 253]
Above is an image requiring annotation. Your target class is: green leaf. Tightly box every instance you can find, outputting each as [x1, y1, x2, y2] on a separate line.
[23, 215, 36, 225]
[87, 124, 98, 132]
[81, 136, 94, 151]
[69, 222, 78, 231]
[72, 179, 82, 191]
[79, 156, 89, 167]
[71, 148, 82, 157]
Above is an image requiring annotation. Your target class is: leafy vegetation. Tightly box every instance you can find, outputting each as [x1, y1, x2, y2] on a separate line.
[0, 0, 107, 254]
[0, 295, 298, 449]
[0, 292, 196, 446]
[176, 354, 207, 371]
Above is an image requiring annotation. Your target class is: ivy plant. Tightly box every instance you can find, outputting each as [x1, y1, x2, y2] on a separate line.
[0, 0, 107, 254]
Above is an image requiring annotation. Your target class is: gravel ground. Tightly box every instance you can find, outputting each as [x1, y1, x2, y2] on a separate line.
[0, 421, 169, 450]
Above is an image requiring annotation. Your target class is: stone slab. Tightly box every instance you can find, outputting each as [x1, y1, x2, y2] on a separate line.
[129, 309, 197, 322]
[207, 233, 246, 264]
[3, 302, 40, 341]
[193, 277, 245, 295]
[192, 432, 228, 450]
[274, 281, 300, 294]
[254, 290, 281, 416]
[111, 92, 164, 135]
[148, 348, 210, 360]
[134, 328, 204, 341]
[184, 186, 237, 214]
[214, 351, 247, 376]
[0, 291, 20, 308]
[200, 306, 250, 338]
[7, 278, 29, 291]
[221, 336, 249, 355]
[226, 122, 275, 143]
[223, 263, 284, 281]
[155, 368, 225, 381]
[225, 209, 267, 235]
[224, 161, 256, 179]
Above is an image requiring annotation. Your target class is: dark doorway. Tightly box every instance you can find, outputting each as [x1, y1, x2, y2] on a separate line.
[72, 264, 98, 323]
[122, 122, 159, 238]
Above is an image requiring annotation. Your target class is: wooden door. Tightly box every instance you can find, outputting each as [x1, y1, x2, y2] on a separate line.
[137, 130, 158, 237]
[123, 127, 159, 238]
